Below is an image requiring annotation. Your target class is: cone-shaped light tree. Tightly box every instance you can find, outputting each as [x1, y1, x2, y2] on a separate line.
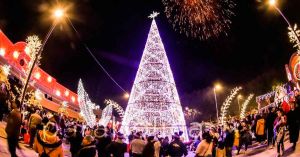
[77, 79, 96, 127]
[121, 13, 188, 140]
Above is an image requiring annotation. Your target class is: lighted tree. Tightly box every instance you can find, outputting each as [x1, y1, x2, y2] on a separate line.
[121, 13, 188, 140]
[77, 79, 96, 127]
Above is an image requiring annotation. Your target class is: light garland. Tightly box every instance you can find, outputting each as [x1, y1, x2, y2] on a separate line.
[256, 91, 275, 102]
[77, 79, 96, 127]
[288, 24, 300, 53]
[240, 94, 254, 119]
[98, 104, 112, 127]
[104, 99, 125, 119]
[220, 86, 242, 125]
[121, 15, 188, 141]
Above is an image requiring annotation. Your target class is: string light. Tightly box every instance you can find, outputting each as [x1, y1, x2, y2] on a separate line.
[121, 16, 188, 141]
[240, 94, 254, 119]
[288, 24, 300, 53]
[99, 103, 112, 127]
[47, 76, 52, 83]
[104, 99, 125, 119]
[220, 86, 242, 125]
[77, 79, 96, 127]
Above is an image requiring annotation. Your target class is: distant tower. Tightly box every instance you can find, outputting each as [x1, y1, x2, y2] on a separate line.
[121, 13, 188, 140]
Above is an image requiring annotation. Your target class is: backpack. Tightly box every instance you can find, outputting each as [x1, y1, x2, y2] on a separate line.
[40, 146, 55, 157]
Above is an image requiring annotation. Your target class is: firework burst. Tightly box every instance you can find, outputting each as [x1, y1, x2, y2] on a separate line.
[162, 0, 235, 40]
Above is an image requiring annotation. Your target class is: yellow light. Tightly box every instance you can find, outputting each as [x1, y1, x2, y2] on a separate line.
[124, 93, 130, 99]
[24, 46, 30, 55]
[214, 83, 222, 91]
[47, 76, 52, 83]
[65, 90, 69, 96]
[56, 90, 61, 96]
[54, 8, 64, 19]
[71, 96, 75, 102]
[0, 48, 5, 56]
[35, 72, 41, 79]
[13, 51, 19, 59]
[238, 94, 243, 99]
[269, 0, 276, 6]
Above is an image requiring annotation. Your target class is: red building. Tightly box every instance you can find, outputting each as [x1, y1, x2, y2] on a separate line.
[0, 30, 79, 118]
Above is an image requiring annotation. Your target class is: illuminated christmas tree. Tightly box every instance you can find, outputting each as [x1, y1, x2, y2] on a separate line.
[77, 79, 96, 127]
[121, 13, 188, 140]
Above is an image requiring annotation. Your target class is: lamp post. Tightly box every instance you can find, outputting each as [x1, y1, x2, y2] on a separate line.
[213, 84, 222, 122]
[269, 0, 300, 46]
[20, 8, 65, 108]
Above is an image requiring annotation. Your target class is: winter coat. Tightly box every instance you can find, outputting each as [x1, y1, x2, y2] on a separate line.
[76, 144, 96, 157]
[29, 113, 42, 129]
[266, 112, 276, 129]
[195, 140, 212, 157]
[256, 119, 265, 136]
[233, 130, 240, 147]
[5, 109, 22, 138]
[68, 132, 83, 155]
[287, 109, 300, 143]
[224, 130, 234, 147]
[94, 133, 111, 157]
[142, 141, 155, 157]
[167, 139, 188, 157]
[106, 140, 127, 157]
[34, 130, 63, 157]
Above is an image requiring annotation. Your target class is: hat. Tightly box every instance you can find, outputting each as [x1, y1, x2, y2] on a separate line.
[82, 135, 95, 146]
[117, 132, 124, 139]
[98, 125, 105, 131]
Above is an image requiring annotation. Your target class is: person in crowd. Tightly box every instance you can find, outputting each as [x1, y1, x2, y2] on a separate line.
[195, 132, 212, 157]
[266, 107, 276, 149]
[179, 131, 185, 142]
[224, 124, 234, 157]
[255, 114, 265, 143]
[286, 100, 300, 151]
[274, 109, 286, 156]
[33, 122, 63, 157]
[94, 125, 111, 157]
[233, 122, 240, 150]
[5, 101, 22, 157]
[106, 132, 127, 157]
[59, 115, 66, 139]
[28, 109, 42, 147]
[161, 136, 169, 157]
[130, 132, 146, 157]
[153, 137, 161, 157]
[237, 121, 251, 155]
[209, 127, 219, 157]
[142, 135, 156, 157]
[167, 134, 188, 157]
[76, 135, 96, 157]
[66, 125, 83, 157]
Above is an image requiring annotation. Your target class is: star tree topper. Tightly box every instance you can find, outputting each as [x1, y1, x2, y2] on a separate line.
[148, 11, 160, 19]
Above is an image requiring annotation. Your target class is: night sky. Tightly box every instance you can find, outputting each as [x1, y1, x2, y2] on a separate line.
[1, 0, 300, 120]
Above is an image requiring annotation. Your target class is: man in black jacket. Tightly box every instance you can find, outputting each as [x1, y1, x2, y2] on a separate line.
[266, 107, 276, 149]
[95, 125, 111, 157]
[168, 135, 188, 157]
[287, 101, 300, 151]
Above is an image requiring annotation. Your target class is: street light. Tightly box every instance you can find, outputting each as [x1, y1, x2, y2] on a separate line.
[123, 93, 130, 99]
[213, 83, 222, 122]
[20, 7, 66, 108]
[268, 0, 300, 45]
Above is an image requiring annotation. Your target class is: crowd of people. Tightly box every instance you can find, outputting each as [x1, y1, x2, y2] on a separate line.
[1, 92, 300, 157]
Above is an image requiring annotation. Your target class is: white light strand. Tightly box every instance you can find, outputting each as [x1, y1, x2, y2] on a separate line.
[98, 104, 112, 127]
[121, 18, 188, 141]
[240, 94, 254, 119]
[288, 24, 300, 53]
[104, 99, 125, 118]
[220, 86, 242, 125]
[77, 79, 96, 127]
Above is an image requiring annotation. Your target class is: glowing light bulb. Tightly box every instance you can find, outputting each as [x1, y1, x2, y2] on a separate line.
[13, 51, 19, 59]
[47, 76, 52, 83]
[56, 90, 61, 96]
[35, 72, 41, 79]
[65, 90, 69, 96]
[0, 48, 5, 56]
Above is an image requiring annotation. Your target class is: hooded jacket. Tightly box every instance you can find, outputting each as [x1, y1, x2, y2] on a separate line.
[256, 119, 265, 136]
[34, 130, 63, 157]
